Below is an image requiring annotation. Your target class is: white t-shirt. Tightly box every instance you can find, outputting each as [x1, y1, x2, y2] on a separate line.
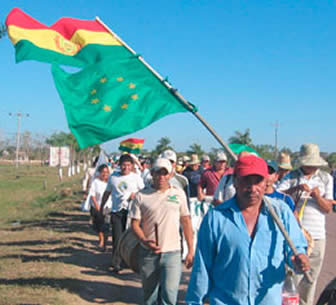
[129, 186, 190, 252]
[106, 171, 144, 212]
[278, 169, 333, 240]
[89, 178, 112, 209]
[213, 174, 236, 203]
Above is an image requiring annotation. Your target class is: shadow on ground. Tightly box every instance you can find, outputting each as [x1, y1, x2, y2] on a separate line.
[0, 277, 142, 304]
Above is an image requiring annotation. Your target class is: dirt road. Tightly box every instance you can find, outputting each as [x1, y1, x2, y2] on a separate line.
[0, 201, 189, 305]
[1, 198, 335, 305]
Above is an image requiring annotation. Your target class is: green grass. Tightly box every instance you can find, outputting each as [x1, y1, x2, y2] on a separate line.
[0, 164, 81, 225]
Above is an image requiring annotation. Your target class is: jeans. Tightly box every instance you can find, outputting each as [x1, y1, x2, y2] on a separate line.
[139, 247, 182, 305]
[111, 209, 128, 268]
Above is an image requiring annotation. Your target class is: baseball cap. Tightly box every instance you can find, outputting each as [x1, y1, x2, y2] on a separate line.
[201, 154, 210, 161]
[160, 149, 177, 163]
[234, 155, 268, 178]
[266, 160, 278, 173]
[215, 151, 227, 162]
[152, 158, 172, 174]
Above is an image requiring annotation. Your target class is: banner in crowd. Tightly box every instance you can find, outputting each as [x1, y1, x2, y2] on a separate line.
[49, 146, 70, 167]
[119, 138, 144, 154]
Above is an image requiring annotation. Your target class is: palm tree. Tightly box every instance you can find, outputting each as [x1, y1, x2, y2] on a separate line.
[228, 129, 253, 145]
[187, 143, 204, 158]
[152, 137, 173, 156]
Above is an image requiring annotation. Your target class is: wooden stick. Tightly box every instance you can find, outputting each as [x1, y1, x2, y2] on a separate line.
[154, 223, 159, 246]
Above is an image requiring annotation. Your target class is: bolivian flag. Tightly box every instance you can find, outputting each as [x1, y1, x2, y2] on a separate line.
[5, 8, 131, 67]
[119, 138, 144, 154]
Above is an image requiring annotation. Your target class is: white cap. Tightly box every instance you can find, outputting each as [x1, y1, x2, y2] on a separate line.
[152, 158, 172, 174]
[183, 155, 191, 162]
[201, 154, 210, 161]
[215, 151, 227, 161]
[160, 149, 177, 163]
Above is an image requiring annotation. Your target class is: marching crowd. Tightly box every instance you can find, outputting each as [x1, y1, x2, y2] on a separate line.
[82, 143, 334, 305]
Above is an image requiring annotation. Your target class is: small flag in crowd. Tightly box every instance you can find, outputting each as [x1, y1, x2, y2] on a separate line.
[228, 143, 259, 156]
[5, 7, 131, 67]
[52, 56, 194, 148]
[119, 138, 144, 154]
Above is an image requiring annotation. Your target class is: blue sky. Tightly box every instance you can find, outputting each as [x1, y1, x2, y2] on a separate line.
[1, 0, 335, 153]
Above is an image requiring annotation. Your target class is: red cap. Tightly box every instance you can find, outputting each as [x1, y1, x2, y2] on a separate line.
[234, 155, 268, 178]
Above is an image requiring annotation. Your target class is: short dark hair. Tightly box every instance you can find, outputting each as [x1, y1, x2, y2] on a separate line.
[119, 154, 134, 165]
[97, 164, 108, 173]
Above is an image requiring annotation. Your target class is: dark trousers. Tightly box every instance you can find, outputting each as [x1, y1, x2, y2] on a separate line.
[111, 209, 128, 268]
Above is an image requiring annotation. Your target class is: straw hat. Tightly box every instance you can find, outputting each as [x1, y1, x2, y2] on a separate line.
[277, 152, 292, 170]
[189, 154, 200, 165]
[297, 143, 327, 167]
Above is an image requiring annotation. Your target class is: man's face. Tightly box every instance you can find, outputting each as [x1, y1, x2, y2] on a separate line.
[191, 163, 200, 171]
[215, 160, 226, 171]
[266, 166, 279, 188]
[99, 167, 110, 181]
[301, 166, 318, 176]
[234, 174, 266, 207]
[201, 160, 210, 168]
[152, 168, 170, 190]
[120, 161, 133, 175]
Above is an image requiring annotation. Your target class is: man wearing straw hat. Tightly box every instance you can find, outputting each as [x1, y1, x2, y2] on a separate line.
[186, 154, 309, 305]
[130, 157, 193, 305]
[183, 154, 202, 198]
[278, 143, 333, 305]
[275, 152, 293, 185]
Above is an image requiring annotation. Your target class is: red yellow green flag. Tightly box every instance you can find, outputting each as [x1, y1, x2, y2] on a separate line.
[5, 8, 131, 67]
[119, 138, 145, 154]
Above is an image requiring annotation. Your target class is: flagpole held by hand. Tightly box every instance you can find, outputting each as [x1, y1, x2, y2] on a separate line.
[155, 223, 159, 247]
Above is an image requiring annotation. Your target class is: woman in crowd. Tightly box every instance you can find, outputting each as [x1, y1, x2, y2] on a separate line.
[88, 164, 112, 251]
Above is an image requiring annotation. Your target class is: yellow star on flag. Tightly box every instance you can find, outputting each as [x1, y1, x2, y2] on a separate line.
[131, 94, 138, 101]
[121, 104, 128, 109]
[100, 77, 107, 83]
[129, 83, 136, 89]
[103, 105, 111, 112]
[91, 98, 100, 104]
[116, 77, 124, 82]
[90, 89, 97, 95]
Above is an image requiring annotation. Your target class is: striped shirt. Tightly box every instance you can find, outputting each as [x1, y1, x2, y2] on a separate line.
[199, 167, 233, 196]
[278, 169, 333, 240]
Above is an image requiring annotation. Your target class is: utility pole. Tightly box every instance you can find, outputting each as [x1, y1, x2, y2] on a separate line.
[9, 112, 30, 168]
[272, 120, 280, 159]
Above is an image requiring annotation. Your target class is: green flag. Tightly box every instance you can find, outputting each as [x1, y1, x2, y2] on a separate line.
[52, 56, 195, 148]
[228, 143, 259, 156]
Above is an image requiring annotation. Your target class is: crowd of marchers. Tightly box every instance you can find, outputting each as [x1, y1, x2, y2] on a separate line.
[81, 143, 335, 305]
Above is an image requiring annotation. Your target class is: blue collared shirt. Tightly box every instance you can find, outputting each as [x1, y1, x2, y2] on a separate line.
[186, 196, 307, 305]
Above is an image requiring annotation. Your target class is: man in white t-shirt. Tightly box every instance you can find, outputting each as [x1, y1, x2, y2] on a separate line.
[278, 143, 333, 305]
[130, 158, 194, 305]
[100, 154, 144, 272]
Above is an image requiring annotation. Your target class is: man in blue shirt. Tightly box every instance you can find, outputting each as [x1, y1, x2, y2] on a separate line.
[186, 155, 309, 305]
[266, 160, 296, 212]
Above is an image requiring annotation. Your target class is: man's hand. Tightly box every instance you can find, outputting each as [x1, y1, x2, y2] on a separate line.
[143, 239, 161, 254]
[129, 193, 136, 201]
[198, 193, 205, 201]
[298, 184, 311, 193]
[184, 252, 194, 269]
[310, 187, 320, 199]
[291, 253, 310, 273]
